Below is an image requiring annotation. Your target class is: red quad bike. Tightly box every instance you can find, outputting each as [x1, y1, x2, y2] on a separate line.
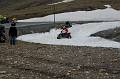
[57, 32, 72, 39]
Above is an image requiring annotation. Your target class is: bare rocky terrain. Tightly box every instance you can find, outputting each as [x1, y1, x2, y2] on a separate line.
[1, 0, 120, 79]
[0, 0, 120, 19]
[0, 21, 120, 79]
[0, 41, 120, 79]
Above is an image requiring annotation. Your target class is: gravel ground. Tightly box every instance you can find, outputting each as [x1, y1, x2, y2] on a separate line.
[0, 41, 120, 79]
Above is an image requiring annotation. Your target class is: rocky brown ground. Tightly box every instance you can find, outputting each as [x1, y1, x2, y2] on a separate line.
[1, 0, 120, 19]
[0, 41, 120, 79]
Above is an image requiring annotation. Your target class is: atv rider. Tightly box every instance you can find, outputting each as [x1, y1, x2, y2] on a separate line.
[61, 25, 71, 38]
[57, 25, 71, 39]
[61, 26, 68, 34]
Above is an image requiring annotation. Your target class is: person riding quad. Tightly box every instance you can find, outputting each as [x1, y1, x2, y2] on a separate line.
[61, 26, 68, 34]
[57, 26, 71, 39]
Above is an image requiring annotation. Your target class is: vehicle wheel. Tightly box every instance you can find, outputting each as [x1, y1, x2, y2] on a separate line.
[68, 35, 72, 39]
[57, 34, 62, 39]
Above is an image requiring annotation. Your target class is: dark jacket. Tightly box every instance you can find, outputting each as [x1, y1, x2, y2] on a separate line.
[9, 26, 17, 37]
[0, 26, 5, 36]
[0, 29, 5, 36]
[11, 21, 16, 26]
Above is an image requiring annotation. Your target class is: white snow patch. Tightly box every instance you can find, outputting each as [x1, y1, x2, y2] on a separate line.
[62, 0, 74, 3]
[18, 7, 120, 22]
[104, 5, 112, 8]
[17, 5, 120, 48]
[17, 21, 120, 48]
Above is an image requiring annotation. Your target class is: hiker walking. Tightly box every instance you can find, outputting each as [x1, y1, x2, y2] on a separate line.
[9, 22, 17, 45]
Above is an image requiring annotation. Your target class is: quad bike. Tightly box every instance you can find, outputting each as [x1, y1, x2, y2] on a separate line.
[57, 33, 72, 39]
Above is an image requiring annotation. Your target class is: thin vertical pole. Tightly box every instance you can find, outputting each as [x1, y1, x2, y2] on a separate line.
[51, 0, 56, 27]
[53, 4, 56, 27]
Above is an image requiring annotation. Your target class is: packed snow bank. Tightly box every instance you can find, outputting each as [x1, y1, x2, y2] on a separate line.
[17, 21, 120, 48]
[104, 5, 111, 8]
[18, 6, 120, 22]
[62, 0, 74, 3]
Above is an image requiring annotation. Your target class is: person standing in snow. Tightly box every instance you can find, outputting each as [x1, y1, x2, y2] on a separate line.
[9, 22, 17, 45]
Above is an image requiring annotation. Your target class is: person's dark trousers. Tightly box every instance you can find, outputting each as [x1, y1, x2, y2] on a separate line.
[10, 36, 16, 45]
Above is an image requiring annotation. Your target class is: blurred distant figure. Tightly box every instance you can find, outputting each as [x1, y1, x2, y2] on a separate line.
[0, 16, 10, 24]
[9, 22, 17, 45]
[0, 25, 6, 43]
[11, 17, 17, 23]
[11, 21, 16, 26]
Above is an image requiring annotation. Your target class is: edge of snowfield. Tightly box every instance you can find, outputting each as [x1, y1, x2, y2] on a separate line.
[18, 5, 120, 22]
[17, 21, 120, 48]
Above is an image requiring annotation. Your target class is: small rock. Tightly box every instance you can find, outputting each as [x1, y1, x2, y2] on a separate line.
[0, 71, 7, 74]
